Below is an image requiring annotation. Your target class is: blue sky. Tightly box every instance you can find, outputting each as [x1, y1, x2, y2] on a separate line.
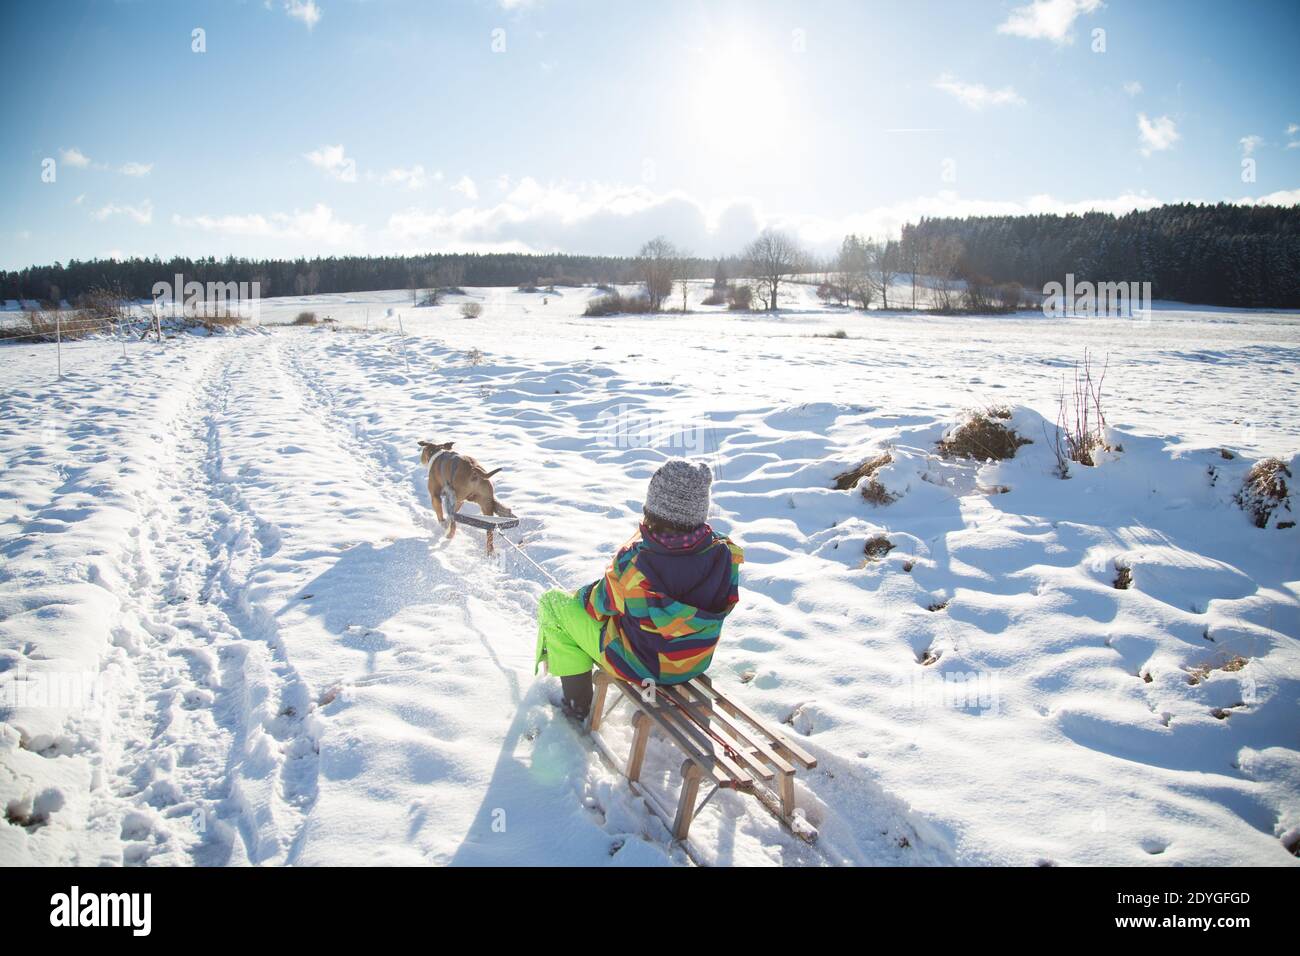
[2, 0, 1298, 269]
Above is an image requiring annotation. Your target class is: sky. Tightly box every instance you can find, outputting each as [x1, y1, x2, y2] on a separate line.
[2, 0, 1299, 270]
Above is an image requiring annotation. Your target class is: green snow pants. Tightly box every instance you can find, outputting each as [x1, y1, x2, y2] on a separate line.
[535, 589, 605, 678]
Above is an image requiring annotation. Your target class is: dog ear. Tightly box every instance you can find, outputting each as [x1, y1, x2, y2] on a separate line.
[441, 441, 455, 450]
[417, 440, 432, 448]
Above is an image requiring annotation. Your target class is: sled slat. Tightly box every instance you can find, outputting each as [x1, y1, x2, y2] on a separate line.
[656, 684, 776, 782]
[693, 674, 817, 769]
[677, 681, 795, 776]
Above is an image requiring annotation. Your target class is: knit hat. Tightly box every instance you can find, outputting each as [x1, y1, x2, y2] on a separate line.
[644, 459, 712, 528]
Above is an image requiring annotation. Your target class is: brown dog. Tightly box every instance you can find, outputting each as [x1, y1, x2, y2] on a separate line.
[418, 440, 515, 553]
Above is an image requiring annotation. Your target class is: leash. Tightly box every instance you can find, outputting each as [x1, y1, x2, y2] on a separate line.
[500, 529, 743, 765]
[499, 530, 570, 591]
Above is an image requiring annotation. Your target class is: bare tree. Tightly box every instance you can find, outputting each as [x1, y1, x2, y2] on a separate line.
[837, 234, 875, 310]
[899, 227, 923, 310]
[870, 239, 899, 310]
[925, 235, 964, 311]
[676, 247, 694, 312]
[638, 236, 678, 312]
[743, 229, 806, 312]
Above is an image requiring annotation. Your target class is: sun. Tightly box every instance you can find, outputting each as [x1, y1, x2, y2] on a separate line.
[689, 42, 793, 168]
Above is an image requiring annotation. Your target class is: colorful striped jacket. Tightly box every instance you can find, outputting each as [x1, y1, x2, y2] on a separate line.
[578, 523, 743, 685]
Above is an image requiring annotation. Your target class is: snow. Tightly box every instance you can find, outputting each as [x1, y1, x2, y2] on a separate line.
[1, 283, 1297, 866]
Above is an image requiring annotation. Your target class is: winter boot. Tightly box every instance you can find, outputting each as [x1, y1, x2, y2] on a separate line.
[560, 671, 594, 722]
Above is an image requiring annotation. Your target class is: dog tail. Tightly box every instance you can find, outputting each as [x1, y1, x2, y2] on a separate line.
[483, 467, 503, 478]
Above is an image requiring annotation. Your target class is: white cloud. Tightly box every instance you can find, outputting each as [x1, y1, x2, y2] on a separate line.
[92, 200, 154, 224]
[169, 180, 1300, 261]
[304, 144, 357, 182]
[1231, 188, 1300, 207]
[1123, 81, 1142, 97]
[998, 0, 1104, 45]
[1137, 113, 1179, 156]
[1239, 135, 1263, 157]
[119, 161, 153, 177]
[173, 202, 357, 244]
[284, 0, 321, 30]
[1287, 124, 1299, 149]
[59, 147, 91, 168]
[452, 175, 479, 200]
[933, 73, 1025, 110]
[380, 165, 431, 190]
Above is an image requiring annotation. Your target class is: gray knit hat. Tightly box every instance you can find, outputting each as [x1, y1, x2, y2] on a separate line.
[644, 459, 712, 528]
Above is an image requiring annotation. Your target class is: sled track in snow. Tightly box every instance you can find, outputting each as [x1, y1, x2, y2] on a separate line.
[97, 340, 322, 865]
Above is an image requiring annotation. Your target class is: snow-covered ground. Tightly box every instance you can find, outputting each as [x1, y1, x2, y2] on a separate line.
[2, 283, 1297, 866]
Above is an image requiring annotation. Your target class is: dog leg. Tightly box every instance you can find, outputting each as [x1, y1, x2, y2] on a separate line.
[442, 488, 458, 539]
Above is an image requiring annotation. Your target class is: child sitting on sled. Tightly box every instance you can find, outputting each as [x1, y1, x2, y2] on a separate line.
[535, 459, 744, 720]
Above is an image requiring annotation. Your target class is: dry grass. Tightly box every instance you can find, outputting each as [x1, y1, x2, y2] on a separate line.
[1236, 458, 1292, 528]
[0, 310, 110, 342]
[833, 451, 892, 490]
[939, 407, 1030, 461]
[1187, 655, 1249, 685]
[293, 311, 318, 325]
[862, 535, 895, 561]
[1113, 561, 1133, 590]
[834, 451, 898, 505]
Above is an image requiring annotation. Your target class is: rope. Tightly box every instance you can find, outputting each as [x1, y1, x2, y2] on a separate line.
[498, 530, 569, 591]
[498, 528, 743, 766]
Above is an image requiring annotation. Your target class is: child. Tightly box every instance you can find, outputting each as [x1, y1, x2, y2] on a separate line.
[535, 459, 743, 720]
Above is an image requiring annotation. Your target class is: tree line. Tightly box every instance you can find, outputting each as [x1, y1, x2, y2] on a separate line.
[5, 201, 1297, 309]
[904, 202, 1300, 309]
[0, 252, 717, 304]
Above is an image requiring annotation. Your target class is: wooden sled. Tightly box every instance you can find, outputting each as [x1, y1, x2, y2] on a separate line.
[449, 510, 520, 553]
[449, 512, 519, 531]
[585, 670, 818, 845]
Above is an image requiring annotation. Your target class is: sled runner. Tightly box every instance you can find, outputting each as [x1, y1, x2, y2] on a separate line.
[585, 669, 818, 844]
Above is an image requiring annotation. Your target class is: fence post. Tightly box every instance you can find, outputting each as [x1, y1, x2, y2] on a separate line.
[397, 312, 410, 373]
[56, 310, 63, 379]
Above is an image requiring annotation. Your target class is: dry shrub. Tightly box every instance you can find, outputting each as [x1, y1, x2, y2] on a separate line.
[584, 292, 651, 316]
[861, 478, 897, 506]
[1049, 350, 1110, 474]
[460, 302, 483, 319]
[1236, 458, 1292, 528]
[293, 311, 318, 325]
[815, 329, 848, 339]
[1113, 561, 1133, 590]
[863, 535, 895, 561]
[939, 407, 1029, 461]
[726, 283, 753, 311]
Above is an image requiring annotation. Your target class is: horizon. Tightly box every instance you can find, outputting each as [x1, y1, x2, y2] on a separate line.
[3, 0, 1299, 272]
